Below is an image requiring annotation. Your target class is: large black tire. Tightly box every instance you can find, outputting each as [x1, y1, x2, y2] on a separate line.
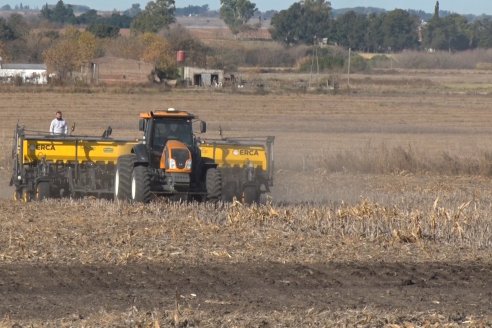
[35, 181, 50, 201]
[205, 168, 222, 202]
[114, 154, 135, 201]
[131, 165, 151, 203]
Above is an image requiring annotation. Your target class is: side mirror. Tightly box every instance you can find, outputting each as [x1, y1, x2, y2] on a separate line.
[200, 121, 207, 133]
[139, 119, 145, 132]
[71, 122, 76, 133]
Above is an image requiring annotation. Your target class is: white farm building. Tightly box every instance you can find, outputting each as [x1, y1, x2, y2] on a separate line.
[182, 67, 224, 87]
[0, 62, 48, 85]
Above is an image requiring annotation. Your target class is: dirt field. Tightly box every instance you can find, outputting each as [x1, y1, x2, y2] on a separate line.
[1, 69, 492, 326]
[0, 199, 491, 327]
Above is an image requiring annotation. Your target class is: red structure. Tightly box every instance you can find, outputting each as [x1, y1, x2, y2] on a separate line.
[177, 50, 186, 63]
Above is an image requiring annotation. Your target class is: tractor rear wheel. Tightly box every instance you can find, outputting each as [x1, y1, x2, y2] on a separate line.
[131, 165, 151, 203]
[205, 168, 222, 202]
[35, 182, 50, 201]
[115, 154, 135, 201]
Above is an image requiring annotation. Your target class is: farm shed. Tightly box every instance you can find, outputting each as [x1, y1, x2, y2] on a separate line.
[0, 62, 47, 84]
[183, 67, 224, 87]
[90, 57, 154, 85]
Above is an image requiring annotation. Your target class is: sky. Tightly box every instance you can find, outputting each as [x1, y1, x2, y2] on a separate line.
[9, 1, 492, 15]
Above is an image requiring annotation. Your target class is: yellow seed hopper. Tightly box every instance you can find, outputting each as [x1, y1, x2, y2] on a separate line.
[199, 137, 274, 202]
[22, 137, 137, 165]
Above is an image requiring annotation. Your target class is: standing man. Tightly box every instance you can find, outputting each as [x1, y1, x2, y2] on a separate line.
[50, 110, 68, 135]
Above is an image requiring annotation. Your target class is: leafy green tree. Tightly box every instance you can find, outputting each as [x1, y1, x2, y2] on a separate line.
[270, 0, 332, 45]
[77, 9, 99, 25]
[78, 10, 132, 28]
[40, 3, 51, 20]
[0, 14, 31, 61]
[104, 13, 133, 28]
[124, 3, 142, 18]
[52, 0, 75, 23]
[7, 14, 29, 39]
[220, 0, 257, 35]
[131, 0, 176, 33]
[434, 1, 439, 19]
[365, 13, 384, 52]
[381, 9, 419, 51]
[40, 0, 76, 24]
[423, 13, 471, 51]
[473, 19, 492, 48]
[333, 11, 368, 50]
[176, 5, 209, 16]
[87, 23, 120, 38]
[442, 14, 470, 51]
[270, 3, 303, 44]
[0, 18, 16, 41]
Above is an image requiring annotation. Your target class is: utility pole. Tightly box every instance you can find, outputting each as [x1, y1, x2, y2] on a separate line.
[347, 48, 351, 89]
[309, 35, 319, 89]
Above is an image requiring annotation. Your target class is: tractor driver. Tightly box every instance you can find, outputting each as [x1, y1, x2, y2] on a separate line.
[50, 110, 68, 135]
[168, 123, 180, 139]
[152, 122, 189, 150]
[152, 123, 182, 146]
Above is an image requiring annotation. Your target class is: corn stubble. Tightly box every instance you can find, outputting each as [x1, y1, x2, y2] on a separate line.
[0, 198, 490, 326]
[0, 197, 490, 265]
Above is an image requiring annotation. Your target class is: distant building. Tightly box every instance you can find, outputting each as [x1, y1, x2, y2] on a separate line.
[0, 62, 48, 84]
[90, 56, 154, 85]
[183, 67, 224, 87]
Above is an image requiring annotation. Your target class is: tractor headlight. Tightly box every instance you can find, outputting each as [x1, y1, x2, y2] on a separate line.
[169, 158, 177, 169]
[185, 159, 192, 170]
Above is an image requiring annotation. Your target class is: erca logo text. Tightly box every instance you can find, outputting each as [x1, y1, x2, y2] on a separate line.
[36, 144, 56, 151]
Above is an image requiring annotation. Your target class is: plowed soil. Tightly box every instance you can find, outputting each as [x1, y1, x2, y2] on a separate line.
[2, 261, 491, 325]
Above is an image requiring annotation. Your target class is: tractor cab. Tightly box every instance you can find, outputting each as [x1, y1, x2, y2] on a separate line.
[138, 108, 206, 173]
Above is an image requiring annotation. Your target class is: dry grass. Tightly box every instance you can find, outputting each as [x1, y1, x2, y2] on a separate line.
[314, 143, 492, 176]
[395, 49, 492, 70]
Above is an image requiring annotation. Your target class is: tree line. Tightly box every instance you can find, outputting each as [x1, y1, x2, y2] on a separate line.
[7, 0, 491, 52]
[269, 0, 492, 51]
[2, 0, 492, 84]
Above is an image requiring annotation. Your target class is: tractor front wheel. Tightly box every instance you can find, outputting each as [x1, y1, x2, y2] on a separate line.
[131, 165, 151, 203]
[114, 154, 135, 201]
[205, 168, 222, 202]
